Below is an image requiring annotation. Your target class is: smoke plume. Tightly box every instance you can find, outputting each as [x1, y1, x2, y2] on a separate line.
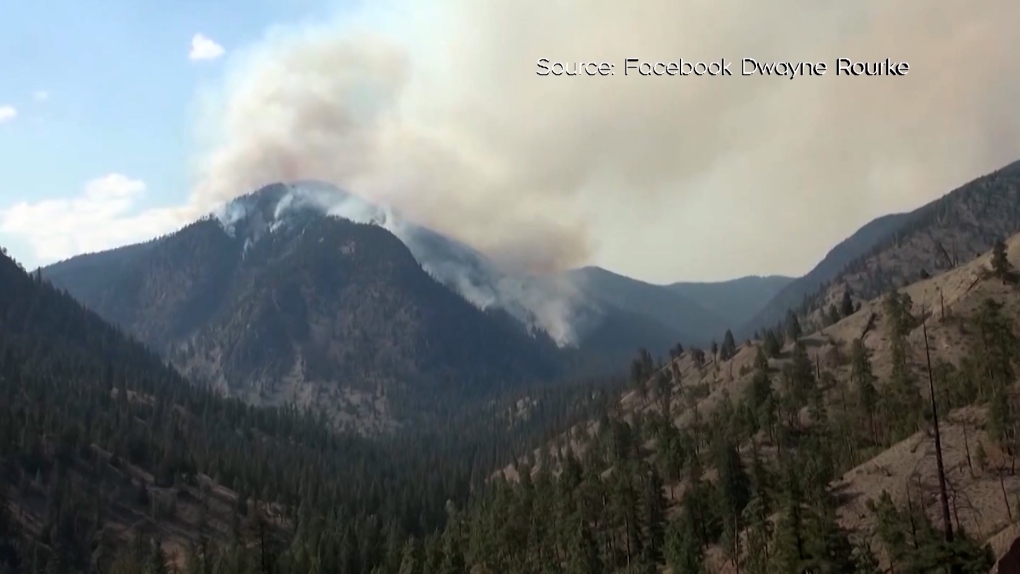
[212, 181, 589, 345]
[187, 0, 1020, 283]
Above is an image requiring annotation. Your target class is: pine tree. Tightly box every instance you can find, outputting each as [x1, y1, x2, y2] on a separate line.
[884, 291, 923, 440]
[664, 515, 704, 574]
[721, 330, 738, 361]
[974, 298, 1018, 398]
[770, 463, 806, 573]
[742, 496, 771, 574]
[763, 330, 782, 358]
[801, 501, 858, 573]
[391, 536, 419, 574]
[826, 304, 840, 326]
[840, 290, 854, 318]
[145, 535, 169, 574]
[437, 527, 466, 574]
[990, 239, 1011, 279]
[566, 521, 603, 574]
[850, 338, 879, 444]
[785, 311, 803, 343]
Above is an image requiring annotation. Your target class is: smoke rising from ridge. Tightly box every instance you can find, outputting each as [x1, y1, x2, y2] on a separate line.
[212, 182, 589, 345]
[188, 0, 1020, 282]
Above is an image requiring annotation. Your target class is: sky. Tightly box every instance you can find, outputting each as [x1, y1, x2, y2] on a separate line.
[1, 0, 1019, 283]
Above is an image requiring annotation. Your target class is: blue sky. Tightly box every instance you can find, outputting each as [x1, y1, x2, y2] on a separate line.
[0, 0, 339, 269]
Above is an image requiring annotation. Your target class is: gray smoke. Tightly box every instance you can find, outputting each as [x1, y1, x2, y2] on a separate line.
[183, 0, 1020, 284]
[212, 182, 588, 345]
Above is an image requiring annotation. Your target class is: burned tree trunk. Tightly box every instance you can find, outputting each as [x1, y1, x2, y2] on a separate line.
[923, 317, 954, 543]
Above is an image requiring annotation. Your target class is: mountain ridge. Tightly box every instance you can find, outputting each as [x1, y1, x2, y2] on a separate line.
[43, 192, 567, 432]
[744, 158, 1020, 338]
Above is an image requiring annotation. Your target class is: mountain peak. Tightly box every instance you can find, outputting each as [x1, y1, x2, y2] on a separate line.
[212, 181, 391, 241]
[204, 182, 591, 346]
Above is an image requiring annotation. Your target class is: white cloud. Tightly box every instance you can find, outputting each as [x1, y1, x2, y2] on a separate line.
[0, 105, 16, 123]
[33, 90, 49, 101]
[189, 34, 225, 61]
[0, 174, 184, 268]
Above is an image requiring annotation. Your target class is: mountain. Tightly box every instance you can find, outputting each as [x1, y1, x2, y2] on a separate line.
[468, 229, 1020, 573]
[739, 211, 915, 335]
[42, 183, 564, 432]
[0, 237, 626, 572]
[744, 158, 1020, 336]
[44, 182, 749, 430]
[665, 274, 794, 330]
[563, 268, 795, 352]
[566, 266, 728, 348]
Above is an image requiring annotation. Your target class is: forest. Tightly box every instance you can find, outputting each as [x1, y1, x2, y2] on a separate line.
[0, 249, 618, 573]
[1, 241, 1020, 573]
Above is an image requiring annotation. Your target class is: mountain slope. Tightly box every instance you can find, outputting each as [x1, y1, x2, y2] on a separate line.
[2, 242, 619, 573]
[480, 230, 1020, 572]
[0, 244, 401, 568]
[42, 186, 562, 431]
[745, 158, 1020, 337]
[741, 211, 915, 334]
[566, 266, 727, 347]
[665, 274, 794, 330]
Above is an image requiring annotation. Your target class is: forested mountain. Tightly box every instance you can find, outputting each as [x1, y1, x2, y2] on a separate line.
[42, 183, 754, 432]
[437, 231, 1020, 572]
[16, 160, 1020, 572]
[0, 243, 627, 572]
[745, 158, 1020, 339]
[41, 185, 570, 433]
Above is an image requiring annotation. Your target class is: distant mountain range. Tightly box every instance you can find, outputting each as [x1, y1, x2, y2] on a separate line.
[564, 266, 791, 348]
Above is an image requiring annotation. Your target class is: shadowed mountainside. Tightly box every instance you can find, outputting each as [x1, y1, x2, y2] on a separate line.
[42, 190, 565, 432]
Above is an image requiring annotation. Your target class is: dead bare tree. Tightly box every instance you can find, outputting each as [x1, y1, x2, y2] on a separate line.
[960, 418, 974, 476]
[922, 314, 955, 543]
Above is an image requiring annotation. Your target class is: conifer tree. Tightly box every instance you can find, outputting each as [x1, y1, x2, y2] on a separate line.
[840, 289, 855, 318]
[785, 311, 803, 343]
[721, 330, 738, 360]
[664, 515, 704, 574]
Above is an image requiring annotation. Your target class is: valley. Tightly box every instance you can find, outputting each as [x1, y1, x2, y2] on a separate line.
[4, 160, 1020, 573]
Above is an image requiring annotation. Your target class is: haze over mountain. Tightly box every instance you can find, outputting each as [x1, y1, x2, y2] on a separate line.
[664, 275, 793, 331]
[563, 266, 777, 346]
[745, 158, 1020, 337]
